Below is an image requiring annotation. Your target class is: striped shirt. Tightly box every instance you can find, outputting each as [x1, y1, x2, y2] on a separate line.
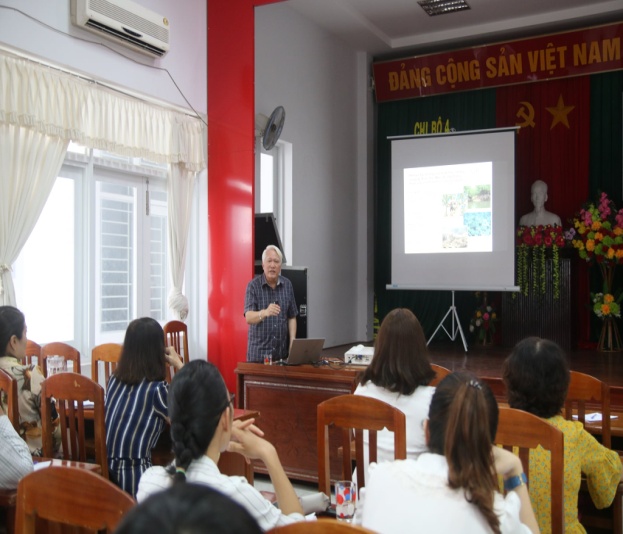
[105, 375, 168, 496]
[0, 415, 33, 489]
[244, 273, 298, 362]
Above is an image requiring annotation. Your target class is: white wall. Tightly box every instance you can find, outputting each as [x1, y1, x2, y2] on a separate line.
[0, 0, 206, 113]
[256, 4, 374, 347]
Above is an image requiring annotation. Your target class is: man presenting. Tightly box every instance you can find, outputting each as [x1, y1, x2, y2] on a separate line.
[244, 245, 297, 362]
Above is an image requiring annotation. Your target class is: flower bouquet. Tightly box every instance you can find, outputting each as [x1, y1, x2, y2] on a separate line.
[469, 301, 498, 344]
[570, 192, 623, 268]
[591, 291, 622, 319]
[516, 224, 566, 298]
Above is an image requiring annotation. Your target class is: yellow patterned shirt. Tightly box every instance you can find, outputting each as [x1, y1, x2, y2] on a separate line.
[528, 415, 621, 534]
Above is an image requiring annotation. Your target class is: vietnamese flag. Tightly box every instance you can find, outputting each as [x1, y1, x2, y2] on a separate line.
[496, 77, 591, 343]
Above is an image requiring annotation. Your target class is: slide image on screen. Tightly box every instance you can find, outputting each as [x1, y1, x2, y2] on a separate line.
[404, 162, 492, 254]
[389, 128, 516, 291]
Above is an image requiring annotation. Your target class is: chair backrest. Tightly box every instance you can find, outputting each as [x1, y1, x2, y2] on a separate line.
[495, 406, 564, 533]
[91, 343, 123, 388]
[565, 370, 611, 448]
[269, 519, 377, 533]
[163, 320, 189, 382]
[40, 341, 81, 377]
[24, 340, 42, 368]
[429, 363, 451, 386]
[0, 368, 20, 432]
[41, 373, 108, 478]
[317, 394, 406, 497]
[15, 466, 135, 533]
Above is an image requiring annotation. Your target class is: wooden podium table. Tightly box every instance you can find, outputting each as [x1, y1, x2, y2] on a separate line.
[235, 362, 362, 484]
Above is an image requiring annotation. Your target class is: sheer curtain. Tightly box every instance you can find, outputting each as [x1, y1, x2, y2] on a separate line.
[167, 163, 197, 320]
[0, 124, 68, 305]
[0, 50, 206, 311]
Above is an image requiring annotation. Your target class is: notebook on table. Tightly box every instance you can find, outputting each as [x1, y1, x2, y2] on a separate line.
[283, 338, 325, 365]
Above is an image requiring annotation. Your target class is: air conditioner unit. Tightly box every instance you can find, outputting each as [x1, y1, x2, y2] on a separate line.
[70, 0, 170, 57]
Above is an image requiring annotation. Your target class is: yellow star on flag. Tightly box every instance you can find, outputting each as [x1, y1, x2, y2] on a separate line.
[546, 94, 575, 130]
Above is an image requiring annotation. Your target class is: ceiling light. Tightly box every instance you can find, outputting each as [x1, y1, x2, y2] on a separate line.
[417, 0, 471, 16]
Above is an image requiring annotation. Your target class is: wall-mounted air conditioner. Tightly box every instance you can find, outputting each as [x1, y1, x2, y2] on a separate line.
[70, 0, 170, 57]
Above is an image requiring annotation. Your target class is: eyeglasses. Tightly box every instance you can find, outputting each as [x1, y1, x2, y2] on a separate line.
[229, 394, 236, 408]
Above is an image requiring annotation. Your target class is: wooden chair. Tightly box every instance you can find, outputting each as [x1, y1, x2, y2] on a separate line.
[269, 519, 376, 533]
[163, 320, 189, 382]
[495, 406, 565, 534]
[91, 342, 123, 388]
[15, 466, 135, 533]
[565, 369, 611, 448]
[0, 368, 19, 432]
[0, 369, 19, 534]
[41, 372, 108, 479]
[430, 363, 451, 386]
[40, 341, 81, 377]
[24, 340, 41, 368]
[317, 394, 406, 497]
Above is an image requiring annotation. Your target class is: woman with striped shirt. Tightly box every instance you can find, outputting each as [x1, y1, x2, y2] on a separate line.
[105, 317, 184, 497]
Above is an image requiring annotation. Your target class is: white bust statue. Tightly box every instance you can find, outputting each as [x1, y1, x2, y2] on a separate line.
[519, 180, 561, 227]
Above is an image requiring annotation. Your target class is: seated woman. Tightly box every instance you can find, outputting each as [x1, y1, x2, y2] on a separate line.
[0, 414, 33, 489]
[116, 482, 262, 534]
[503, 337, 622, 533]
[354, 308, 436, 465]
[137, 359, 305, 531]
[358, 372, 539, 534]
[105, 317, 184, 497]
[0, 305, 60, 456]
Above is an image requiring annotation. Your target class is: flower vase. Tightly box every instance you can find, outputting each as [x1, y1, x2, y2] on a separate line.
[599, 263, 616, 294]
[480, 329, 493, 346]
[598, 317, 623, 352]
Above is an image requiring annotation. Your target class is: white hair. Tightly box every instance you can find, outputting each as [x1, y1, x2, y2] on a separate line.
[262, 245, 283, 263]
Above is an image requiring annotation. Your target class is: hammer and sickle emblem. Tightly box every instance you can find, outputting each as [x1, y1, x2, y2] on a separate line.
[516, 101, 535, 129]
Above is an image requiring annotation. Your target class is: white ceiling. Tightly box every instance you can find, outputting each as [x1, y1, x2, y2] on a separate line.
[286, 0, 623, 57]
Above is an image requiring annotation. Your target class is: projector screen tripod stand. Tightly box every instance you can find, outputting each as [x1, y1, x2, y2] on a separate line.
[427, 290, 468, 352]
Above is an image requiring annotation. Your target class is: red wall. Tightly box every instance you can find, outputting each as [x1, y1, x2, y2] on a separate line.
[207, 0, 286, 391]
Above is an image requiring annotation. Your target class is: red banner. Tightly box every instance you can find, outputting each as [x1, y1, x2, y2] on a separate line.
[373, 22, 623, 102]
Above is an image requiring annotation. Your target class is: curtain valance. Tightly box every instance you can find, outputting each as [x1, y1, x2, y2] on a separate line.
[0, 53, 206, 172]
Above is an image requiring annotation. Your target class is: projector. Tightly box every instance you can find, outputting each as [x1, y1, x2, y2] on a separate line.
[344, 345, 374, 365]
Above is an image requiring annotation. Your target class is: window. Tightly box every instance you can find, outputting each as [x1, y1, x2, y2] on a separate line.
[256, 139, 293, 263]
[13, 144, 170, 358]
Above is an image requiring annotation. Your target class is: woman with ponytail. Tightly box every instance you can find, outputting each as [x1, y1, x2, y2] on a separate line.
[137, 360, 304, 531]
[358, 372, 539, 534]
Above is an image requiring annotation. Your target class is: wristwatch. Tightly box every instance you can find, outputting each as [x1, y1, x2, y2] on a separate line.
[504, 472, 527, 492]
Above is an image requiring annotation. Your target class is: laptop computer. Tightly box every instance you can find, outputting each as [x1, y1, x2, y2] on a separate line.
[283, 338, 325, 365]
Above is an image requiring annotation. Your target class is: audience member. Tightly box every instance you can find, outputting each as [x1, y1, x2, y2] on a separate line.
[0, 305, 60, 456]
[137, 360, 305, 531]
[358, 372, 539, 534]
[105, 317, 184, 497]
[503, 337, 622, 533]
[354, 308, 436, 467]
[0, 414, 33, 489]
[115, 482, 262, 534]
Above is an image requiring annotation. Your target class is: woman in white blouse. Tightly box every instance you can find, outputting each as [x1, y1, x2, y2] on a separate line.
[358, 372, 540, 534]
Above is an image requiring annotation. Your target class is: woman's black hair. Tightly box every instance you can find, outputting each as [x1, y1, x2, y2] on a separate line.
[428, 371, 501, 534]
[166, 360, 231, 483]
[114, 317, 167, 384]
[114, 483, 262, 534]
[359, 308, 435, 395]
[503, 336, 570, 418]
[0, 306, 26, 356]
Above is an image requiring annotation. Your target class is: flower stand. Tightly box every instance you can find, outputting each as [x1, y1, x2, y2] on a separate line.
[598, 317, 623, 352]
